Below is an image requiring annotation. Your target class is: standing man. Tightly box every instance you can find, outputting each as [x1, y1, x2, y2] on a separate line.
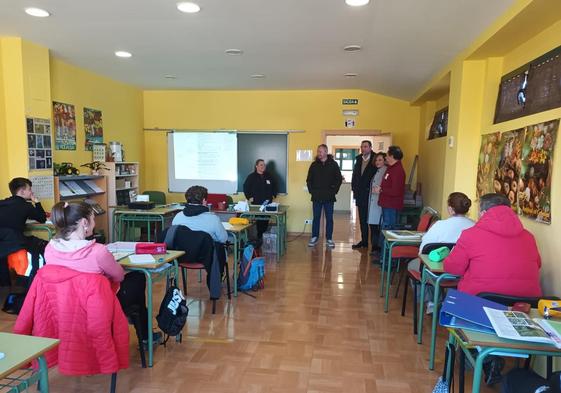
[351, 140, 376, 249]
[306, 144, 343, 249]
[374, 145, 406, 232]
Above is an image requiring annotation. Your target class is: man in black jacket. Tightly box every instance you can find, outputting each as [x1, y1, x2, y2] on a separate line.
[306, 144, 343, 248]
[351, 140, 376, 250]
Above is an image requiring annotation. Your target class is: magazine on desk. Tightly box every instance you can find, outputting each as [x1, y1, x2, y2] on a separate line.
[484, 307, 561, 348]
[385, 230, 424, 239]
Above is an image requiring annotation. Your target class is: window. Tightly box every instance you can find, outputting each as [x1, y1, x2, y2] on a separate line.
[334, 148, 358, 183]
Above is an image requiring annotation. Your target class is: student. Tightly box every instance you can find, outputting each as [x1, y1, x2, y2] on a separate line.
[172, 185, 228, 243]
[367, 152, 387, 255]
[375, 146, 406, 231]
[306, 144, 343, 248]
[0, 177, 47, 233]
[351, 140, 376, 250]
[243, 159, 278, 239]
[444, 193, 542, 297]
[44, 201, 159, 343]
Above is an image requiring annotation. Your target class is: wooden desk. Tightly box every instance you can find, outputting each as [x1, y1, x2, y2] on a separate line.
[222, 222, 252, 297]
[449, 312, 561, 393]
[417, 254, 459, 370]
[0, 332, 59, 393]
[119, 250, 184, 367]
[24, 221, 55, 241]
[379, 231, 424, 313]
[112, 205, 182, 242]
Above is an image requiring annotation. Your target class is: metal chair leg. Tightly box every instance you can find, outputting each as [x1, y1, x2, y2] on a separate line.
[413, 280, 418, 335]
[110, 372, 117, 393]
[395, 267, 405, 298]
[181, 267, 187, 295]
[225, 263, 231, 300]
[401, 275, 408, 316]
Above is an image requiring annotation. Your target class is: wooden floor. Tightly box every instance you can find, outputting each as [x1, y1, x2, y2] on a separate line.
[0, 212, 498, 392]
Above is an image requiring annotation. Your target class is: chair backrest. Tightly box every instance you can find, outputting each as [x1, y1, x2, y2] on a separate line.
[161, 225, 214, 265]
[477, 293, 560, 308]
[142, 190, 166, 205]
[417, 207, 440, 232]
[421, 242, 456, 254]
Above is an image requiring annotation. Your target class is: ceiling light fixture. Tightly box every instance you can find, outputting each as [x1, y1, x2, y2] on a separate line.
[177, 2, 201, 13]
[344, 45, 362, 52]
[250, 74, 265, 79]
[24, 7, 50, 17]
[115, 51, 132, 58]
[345, 0, 370, 6]
[225, 49, 243, 55]
[344, 73, 358, 77]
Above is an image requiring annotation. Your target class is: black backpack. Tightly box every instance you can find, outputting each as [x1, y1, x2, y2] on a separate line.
[156, 280, 188, 340]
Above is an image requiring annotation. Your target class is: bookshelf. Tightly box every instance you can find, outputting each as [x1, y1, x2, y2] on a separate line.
[53, 175, 109, 238]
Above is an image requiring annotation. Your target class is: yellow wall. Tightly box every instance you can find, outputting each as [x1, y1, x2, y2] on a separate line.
[143, 89, 420, 232]
[50, 58, 144, 176]
[0, 40, 7, 196]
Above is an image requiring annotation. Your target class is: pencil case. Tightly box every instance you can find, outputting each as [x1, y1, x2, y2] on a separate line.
[135, 242, 167, 255]
[229, 217, 249, 225]
[428, 246, 450, 262]
[538, 299, 561, 317]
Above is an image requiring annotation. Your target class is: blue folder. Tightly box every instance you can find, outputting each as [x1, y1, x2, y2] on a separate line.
[439, 289, 507, 334]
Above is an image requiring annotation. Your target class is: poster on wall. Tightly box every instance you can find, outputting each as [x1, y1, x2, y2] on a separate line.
[26, 117, 53, 170]
[497, 129, 525, 211]
[53, 101, 76, 150]
[84, 107, 103, 151]
[476, 132, 501, 198]
[519, 119, 558, 224]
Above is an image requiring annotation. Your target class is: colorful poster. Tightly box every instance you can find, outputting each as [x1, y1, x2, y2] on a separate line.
[84, 107, 103, 151]
[26, 117, 53, 170]
[476, 132, 501, 198]
[53, 101, 76, 150]
[497, 129, 525, 211]
[519, 119, 558, 224]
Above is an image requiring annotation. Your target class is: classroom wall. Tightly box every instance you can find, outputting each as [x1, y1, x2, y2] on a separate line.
[143, 89, 420, 232]
[50, 58, 145, 183]
[0, 41, 7, 196]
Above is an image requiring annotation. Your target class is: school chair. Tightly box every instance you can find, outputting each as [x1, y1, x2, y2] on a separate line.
[142, 190, 166, 205]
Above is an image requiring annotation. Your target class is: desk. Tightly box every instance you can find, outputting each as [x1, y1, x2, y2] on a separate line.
[24, 221, 55, 241]
[240, 206, 288, 256]
[223, 222, 252, 297]
[119, 250, 184, 367]
[113, 205, 182, 242]
[448, 316, 561, 393]
[417, 254, 459, 370]
[379, 231, 424, 313]
[0, 332, 59, 393]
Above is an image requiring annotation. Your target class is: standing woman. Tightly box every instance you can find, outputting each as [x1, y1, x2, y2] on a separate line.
[243, 159, 278, 239]
[367, 152, 387, 255]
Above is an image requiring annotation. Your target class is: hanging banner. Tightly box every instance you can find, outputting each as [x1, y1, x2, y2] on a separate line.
[84, 107, 104, 151]
[53, 101, 77, 150]
[476, 132, 501, 198]
[497, 129, 525, 211]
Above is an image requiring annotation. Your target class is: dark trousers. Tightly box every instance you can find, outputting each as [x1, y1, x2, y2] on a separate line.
[379, 207, 399, 248]
[256, 220, 269, 239]
[369, 224, 381, 251]
[312, 201, 334, 240]
[357, 204, 369, 245]
[117, 271, 148, 339]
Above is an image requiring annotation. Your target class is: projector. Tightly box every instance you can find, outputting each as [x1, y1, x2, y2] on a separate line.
[128, 201, 155, 210]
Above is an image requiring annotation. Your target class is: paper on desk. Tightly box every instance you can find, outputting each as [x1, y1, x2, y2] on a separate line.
[111, 251, 133, 261]
[106, 242, 137, 253]
[128, 254, 156, 264]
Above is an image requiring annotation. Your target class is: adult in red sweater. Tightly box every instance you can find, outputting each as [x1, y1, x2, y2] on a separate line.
[373, 145, 406, 231]
[444, 193, 542, 297]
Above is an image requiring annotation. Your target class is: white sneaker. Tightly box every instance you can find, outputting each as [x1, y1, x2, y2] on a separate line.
[308, 237, 319, 247]
[326, 239, 335, 248]
[426, 301, 434, 315]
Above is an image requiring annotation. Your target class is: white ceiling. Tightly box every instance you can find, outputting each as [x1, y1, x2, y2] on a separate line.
[0, 0, 515, 100]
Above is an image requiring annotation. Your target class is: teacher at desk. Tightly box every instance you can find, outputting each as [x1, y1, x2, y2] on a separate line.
[243, 159, 278, 239]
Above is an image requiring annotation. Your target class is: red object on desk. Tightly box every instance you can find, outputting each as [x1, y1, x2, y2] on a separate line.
[207, 194, 228, 210]
[512, 302, 531, 314]
[135, 243, 167, 255]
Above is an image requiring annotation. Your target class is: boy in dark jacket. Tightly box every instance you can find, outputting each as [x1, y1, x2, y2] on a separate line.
[306, 144, 343, 248]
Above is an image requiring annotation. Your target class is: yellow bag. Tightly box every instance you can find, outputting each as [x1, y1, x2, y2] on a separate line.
[229, 217, 249, 225]
[538, 299, 561, 317]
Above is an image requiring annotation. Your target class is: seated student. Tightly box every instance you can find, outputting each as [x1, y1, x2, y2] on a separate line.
[444, 193, 542, 297]
[44, 201, 160, 344]
[172, 185, 228, 243]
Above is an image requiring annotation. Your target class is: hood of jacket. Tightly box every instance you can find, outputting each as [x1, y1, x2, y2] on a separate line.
[477, 205, 524, 237]
[183, 204, 210, 217]
[34, 263, 92, 284]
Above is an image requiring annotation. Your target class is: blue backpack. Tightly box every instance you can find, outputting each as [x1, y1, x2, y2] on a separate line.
[237, 244, 265, 291]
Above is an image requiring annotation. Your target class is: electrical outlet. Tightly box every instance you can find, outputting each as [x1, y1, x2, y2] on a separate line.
[304, 219, 313, 225]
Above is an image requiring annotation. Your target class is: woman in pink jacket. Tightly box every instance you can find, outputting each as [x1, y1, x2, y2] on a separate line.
[444, 193, 542, 297]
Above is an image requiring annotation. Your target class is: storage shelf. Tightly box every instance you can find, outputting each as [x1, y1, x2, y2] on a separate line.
[116, 187, 138, 192]
[58, 175, 104, 181]
[60, 191, 106, 200]
[116, 174, 138, 178]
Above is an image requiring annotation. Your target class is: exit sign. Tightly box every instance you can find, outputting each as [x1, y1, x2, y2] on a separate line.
[342, 98, 359, 105]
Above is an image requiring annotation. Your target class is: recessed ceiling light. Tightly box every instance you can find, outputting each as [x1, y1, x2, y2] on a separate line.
[344, 45, 362, 52]
[225, 49, 243, 55]
[177, 2, 201, 13]
[250, 74, 265, 79]
[345, 0, 370, 6]
[24, 7, 50, 17]
[115, 51, 132, 58]
[344, 73, 358, 77]
[164, 75, 177, 79]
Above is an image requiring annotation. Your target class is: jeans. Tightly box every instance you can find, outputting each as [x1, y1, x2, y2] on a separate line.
[379, 207, 399, 248]
[312, 201, 334, 240]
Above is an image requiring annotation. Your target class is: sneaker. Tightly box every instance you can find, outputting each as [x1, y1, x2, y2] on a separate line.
[142, 331, 163, 350]
[326, 239, 335, 248]
[426, 301, 434, 315]
[351, 242, 367, 249]
[308, 237, 319, 247]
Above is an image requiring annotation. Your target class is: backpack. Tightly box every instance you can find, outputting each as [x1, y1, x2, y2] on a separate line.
[502, 368, 561, 393]
[237, 244, 265, 291]
[156, 280, 188, 340]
